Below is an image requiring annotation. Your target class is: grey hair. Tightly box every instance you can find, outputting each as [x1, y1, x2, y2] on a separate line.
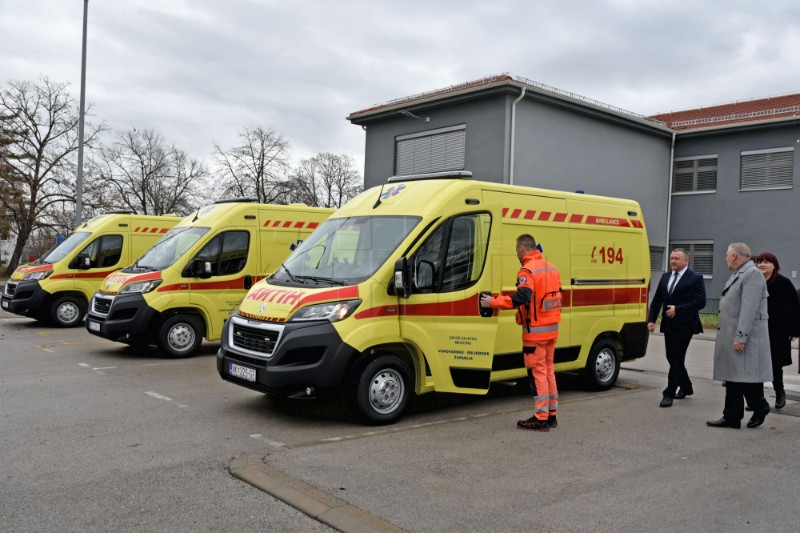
[728, 242, 751, 258]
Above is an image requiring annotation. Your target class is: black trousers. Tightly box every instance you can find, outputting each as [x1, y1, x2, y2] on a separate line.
[663, 332, 693, 398]
[724, 381, 770, 422]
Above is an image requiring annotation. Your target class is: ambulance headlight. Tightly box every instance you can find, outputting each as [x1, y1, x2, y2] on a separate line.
[23, 270, 53, 281]
[119, 279, 163, 294]
[291, 299, 361, 322]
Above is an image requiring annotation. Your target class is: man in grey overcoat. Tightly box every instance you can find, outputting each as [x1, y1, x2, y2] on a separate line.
[708, 242, 772, 429]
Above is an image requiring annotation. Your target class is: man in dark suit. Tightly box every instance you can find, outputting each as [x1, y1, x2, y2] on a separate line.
[648, 248, 707, 407]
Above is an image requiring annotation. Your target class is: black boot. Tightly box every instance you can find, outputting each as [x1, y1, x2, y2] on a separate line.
[775, 390, 786, 409]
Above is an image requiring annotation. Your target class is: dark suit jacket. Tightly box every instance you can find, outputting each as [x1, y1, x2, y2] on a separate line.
[647, 268, 706, 336]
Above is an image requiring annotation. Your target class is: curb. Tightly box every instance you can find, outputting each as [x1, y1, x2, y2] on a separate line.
[229, 451, 406, 533]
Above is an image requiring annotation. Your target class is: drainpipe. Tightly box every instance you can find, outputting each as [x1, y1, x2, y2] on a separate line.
[664, 131, 676, 270]
[508, 85, 526, 185]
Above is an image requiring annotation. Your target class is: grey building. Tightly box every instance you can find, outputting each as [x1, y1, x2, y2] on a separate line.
[347, 74, 800, 307]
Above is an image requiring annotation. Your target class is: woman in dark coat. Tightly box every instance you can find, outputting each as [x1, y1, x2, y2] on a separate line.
[756, 252, 800, 409]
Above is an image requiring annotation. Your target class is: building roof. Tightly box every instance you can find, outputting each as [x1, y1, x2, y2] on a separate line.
[347, 73, 669, 131]
[649, 93, 800, 131]
[348, 73, 800, 134]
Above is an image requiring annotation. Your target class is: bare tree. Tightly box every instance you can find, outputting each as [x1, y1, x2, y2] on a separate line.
[88, 128, 208, 217]
[288, 152, 362, 208]
[213, 127, 291, 203]
[0, 78, 104, 276]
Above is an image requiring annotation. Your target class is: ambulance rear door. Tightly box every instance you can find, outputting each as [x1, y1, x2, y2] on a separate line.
[398, 211, 497, 394]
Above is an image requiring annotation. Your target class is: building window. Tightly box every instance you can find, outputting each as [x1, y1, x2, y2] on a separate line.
[395, 125, 465, 175]
[672, 155, 717, 193]
[649, 246, 664, 271]
[740, 147, 794, 191]
[669, 242, 713, 277]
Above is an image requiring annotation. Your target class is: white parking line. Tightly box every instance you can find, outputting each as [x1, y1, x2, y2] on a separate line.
[145, 391, 188, 408]
[78, 362, 117, 375]
[249, 434, 285, 448]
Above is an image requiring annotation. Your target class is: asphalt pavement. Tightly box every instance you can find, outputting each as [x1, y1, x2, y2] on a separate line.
[232, 331, 800, 533]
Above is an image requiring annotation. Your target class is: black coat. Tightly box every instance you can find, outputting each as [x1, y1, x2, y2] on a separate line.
[647, 268, 706, 336]
[766, 273, 800, 366]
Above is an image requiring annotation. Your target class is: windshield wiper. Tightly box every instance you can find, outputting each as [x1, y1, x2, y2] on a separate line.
[280, 263, 309, 284]
[294, 275, 348, 286]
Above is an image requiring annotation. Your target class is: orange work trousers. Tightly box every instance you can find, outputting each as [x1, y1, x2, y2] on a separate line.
[523, 339, 558, 421]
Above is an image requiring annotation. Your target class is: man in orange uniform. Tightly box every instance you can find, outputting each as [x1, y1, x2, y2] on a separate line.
[481, 234, 563, 432]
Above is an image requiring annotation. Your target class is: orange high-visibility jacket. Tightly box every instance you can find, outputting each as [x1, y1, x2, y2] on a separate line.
[490, 250, 562, 342]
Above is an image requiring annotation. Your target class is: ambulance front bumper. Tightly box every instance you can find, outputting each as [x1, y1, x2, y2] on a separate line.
[85, 292, 158, 343]
[217, 313, 358, 399]
[1, 280, 49, 318]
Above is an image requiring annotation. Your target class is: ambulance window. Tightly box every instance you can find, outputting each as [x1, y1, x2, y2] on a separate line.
[80, 235, 123, 268]
[194, 231, 249, 276]
[412, 213, 491, 293]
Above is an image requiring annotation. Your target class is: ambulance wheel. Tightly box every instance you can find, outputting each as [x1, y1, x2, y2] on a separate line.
[350, 355, 412, 425]
[158, 315, 203, 357]
[49, 296, 87, 327]
[583, 338, 621, 390]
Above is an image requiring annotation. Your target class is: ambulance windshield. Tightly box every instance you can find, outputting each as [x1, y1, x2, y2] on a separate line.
[127, 226, 210, 272]
[41, 232, 92, 264]
[271, 215, 421, 286]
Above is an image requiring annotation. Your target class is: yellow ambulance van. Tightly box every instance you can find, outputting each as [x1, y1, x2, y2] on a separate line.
[84, 199, 333, 357]
[217, 172, 650, 424]
[2, 212, 179, 327]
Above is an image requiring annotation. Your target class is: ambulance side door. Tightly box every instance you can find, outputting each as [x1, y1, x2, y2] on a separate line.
[73, 234, 124, 299]
[187, 230, 251, 339]
[398, 212, 497, 394]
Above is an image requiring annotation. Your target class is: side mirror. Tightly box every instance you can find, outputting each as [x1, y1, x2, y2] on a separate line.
[243, 275, 253, 290]
[415, 260, 435, 291]
[393, 257, 411, 298]
[71, 253, 91, 270]
[190, 255, 213, 279]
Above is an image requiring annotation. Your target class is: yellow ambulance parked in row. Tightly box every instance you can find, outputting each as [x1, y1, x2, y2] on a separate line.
[217, 172, 651, 424]
[84, 199, 333, 357]
[2, 212, 179, 327]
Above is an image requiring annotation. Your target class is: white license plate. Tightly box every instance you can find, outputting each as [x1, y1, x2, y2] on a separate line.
[87, 320, 100, 332]
[229, 362, 256, 382]
[1, 300, 8, 309]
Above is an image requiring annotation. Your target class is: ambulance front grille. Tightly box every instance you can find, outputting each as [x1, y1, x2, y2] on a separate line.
[92, 295, 114, 316]
[3, 281, 17, 297]
[230, 318, 283, 357]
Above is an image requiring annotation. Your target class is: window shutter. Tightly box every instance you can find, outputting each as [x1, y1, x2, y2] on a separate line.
[740, 148, 794, 190]
[395, 127, 465, 175]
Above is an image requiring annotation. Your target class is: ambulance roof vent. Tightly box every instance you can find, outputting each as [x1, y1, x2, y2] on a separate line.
[214, 197, 258, 204]
[102, 210, 135, 215]
[387, 171, 473, 183]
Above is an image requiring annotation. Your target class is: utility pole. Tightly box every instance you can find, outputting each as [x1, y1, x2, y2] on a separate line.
[76, 0, 88, 225]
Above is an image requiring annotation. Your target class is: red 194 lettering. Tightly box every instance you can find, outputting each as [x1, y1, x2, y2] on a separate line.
[593, 246, 624, 264]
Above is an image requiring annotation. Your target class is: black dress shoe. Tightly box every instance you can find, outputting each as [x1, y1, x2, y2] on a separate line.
[775, 391, 786, 409]
[706, 417, 741, 429]
[660, 396, 673, 408]
[747, 408, 770, 428]
[675, 388, 693, 399]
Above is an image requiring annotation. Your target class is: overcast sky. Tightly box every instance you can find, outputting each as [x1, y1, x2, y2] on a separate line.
[2, 0, 799, 174]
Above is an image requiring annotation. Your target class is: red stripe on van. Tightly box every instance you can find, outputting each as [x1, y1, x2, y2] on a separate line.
[523, 210, 536, 219]
[630, 219, 643, 228]
[510, 208, 522, 219]
[308, 222, 320, 229]
[283, 221, 292, 228]
[51, 269, 118, 280]
[537, 211, 551, 221]
[553, 213, 567, 222]
[288, 285, 360, 314]
[569, 214, 584, 223]
[294, 221, 305, 228]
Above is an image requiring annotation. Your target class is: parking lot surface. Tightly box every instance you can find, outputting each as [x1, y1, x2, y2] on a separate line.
[3, 308, 800, 532]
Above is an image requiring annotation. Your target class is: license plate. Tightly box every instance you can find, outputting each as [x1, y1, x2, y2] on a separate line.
[1, 300, 7, 309]
[88, 320, 100, 332]
[229, 362, 256, 382]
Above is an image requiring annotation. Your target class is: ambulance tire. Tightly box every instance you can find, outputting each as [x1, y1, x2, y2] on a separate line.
[349, 355, 412, 425]
[158, 315, 203, 358]
[583, 338, 621, 391]
[49, 296, 87, 328]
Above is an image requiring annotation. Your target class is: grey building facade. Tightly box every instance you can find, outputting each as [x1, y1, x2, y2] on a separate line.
[348, 74, 800, 306]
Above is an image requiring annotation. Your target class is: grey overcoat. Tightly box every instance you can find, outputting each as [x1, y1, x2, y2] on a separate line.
[713, 261, 773, 382]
